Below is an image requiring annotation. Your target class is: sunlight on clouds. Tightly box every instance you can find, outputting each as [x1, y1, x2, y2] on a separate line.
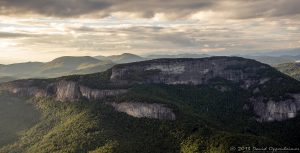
[0, 0, 300, 63]
[0, 39, 18, 48]
[189, 10, 232, 21]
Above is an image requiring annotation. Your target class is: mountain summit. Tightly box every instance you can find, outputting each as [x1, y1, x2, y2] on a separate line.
[0, 57, 299, 153]
[107, 53, 146, 63]
[0, 56, 114, 81]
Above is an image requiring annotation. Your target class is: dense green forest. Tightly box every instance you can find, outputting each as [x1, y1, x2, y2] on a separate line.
[1, 82, 299, 153]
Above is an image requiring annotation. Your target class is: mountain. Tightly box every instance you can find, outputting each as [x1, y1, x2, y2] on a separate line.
[107, 53, 146, 63]
[146, 53, 211, 59]
[250, 48, 300, 57]
[95, 53, 146, 64]
[145, 54, 300, 66]
[0, 76, 17, 83]
[0, 57, 300, 153]
[242, 55, 298, 65]
[280, 55, 300, 61]
[40, 56, 113, 77]
[0, 56, 114, 81]
[0, 62, 44, 78]
[276, 62, 300, 81]
[94, 55, 113, 62]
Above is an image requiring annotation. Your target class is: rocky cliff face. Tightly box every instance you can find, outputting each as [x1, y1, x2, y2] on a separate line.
[109, 57, 300, 122]
[110, 102, 176, 120]
[79, 86, 127, 101]
[0, 80, 127, 102]
[55, 81, 81, 101]
[251, 94, 300, 122]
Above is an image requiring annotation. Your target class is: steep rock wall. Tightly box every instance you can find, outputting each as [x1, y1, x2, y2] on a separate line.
[55, 81, 81, 101]
[80, 86, 127, 100]
[251, 94, 300, 122]
[110, 102, 176, 120]
[0, 80, 127, 102]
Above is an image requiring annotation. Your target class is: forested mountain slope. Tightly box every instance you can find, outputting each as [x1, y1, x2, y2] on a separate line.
[0, 57, 299, 153]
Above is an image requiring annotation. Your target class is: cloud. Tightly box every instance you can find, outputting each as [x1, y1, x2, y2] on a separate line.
[224, 0, 300, 19]
[0, 0, 213, 18]
[0, 0, 111, 17]
[0, 0, 300, 20]
[0, 32, 34, 38]
[11, 17, 300, 57]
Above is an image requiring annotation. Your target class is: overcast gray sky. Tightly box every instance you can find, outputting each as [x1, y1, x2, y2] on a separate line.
[0, 0, 300, 63]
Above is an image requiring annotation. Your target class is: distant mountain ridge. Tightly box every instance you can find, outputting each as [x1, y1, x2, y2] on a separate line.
[0, 53, 148, 83]
[276, 62, 300, 81]
[1, 52, 300, 83]
[243, 55, 297, 65]
[95, 53, 146, 64]
[0, 56, 114, 82]
[146, 53, 210, 59]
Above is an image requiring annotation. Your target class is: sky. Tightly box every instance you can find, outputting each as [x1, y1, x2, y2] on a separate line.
[0, 0, 300, 64]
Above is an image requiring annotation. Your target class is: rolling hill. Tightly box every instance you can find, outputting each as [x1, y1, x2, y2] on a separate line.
[95, 53, 146, 64]
[243, 55, 298, 65]
[146, 53, 210, 59]
[106, 53, 146, 64]
[0, 57, 299, 153]
[276, 62, 300, 81]
[0, 56, 114, 81]
[0, 76, 17, 83]
[2, 52, 300, 83]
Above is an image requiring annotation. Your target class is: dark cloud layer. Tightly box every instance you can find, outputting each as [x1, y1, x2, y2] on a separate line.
[0, 0, 299, 19]
[0, 0, 213, 18]
[230, 0, 300, 19]
[0, 0, 111, 17]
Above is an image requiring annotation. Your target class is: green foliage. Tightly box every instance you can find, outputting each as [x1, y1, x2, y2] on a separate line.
[207, 133, 275, 153]
[0, 82, 299, 153]
[0, 97, 180, 153]
[89, 141, 119, 153]
[276, 63, 300, 81]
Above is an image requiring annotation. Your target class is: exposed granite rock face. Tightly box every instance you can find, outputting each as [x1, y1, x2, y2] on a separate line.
[110, 57, 268, 88]
[0, 80, 127, 102]
[251, 94, 300, 122]
[55, 81, 81, 101]
[80, 86, 127, 100]
[110, 102, 176, 120]
[0, 80, 52, 98]
[9, 87, 49, 98]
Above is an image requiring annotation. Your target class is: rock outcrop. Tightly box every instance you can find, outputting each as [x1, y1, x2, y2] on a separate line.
[110, 57, 269, 88]
[1, 57, 299, 122]
[79, 86, 127, 101]
[110, 102, 176, 120]
[0, 80, 127, 102]
[251, 94, 300, 122]
[55, 81, 82, 101]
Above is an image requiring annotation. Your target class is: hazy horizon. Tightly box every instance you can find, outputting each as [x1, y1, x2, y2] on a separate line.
[1, 0, 300, 64]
